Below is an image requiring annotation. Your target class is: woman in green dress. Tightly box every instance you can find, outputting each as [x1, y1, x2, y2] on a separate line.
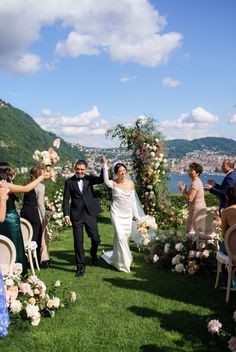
[0, 162, 49, 276]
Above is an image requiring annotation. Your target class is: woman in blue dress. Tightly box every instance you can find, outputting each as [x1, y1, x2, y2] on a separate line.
[0, 181, 10, 337]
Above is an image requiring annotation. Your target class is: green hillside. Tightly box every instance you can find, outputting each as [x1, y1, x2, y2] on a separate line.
[0, 100, 84, 166]
[166, 137, 236, 158]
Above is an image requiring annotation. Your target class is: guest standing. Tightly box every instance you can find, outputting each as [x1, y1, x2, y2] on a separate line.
[21, 166, 49, 268]
[178, 162, 206, 233]
[205, 159, 236, 213]
[0, 162, 49, 275]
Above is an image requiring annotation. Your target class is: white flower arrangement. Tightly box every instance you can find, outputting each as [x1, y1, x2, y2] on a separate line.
[3, 264, 76, 327]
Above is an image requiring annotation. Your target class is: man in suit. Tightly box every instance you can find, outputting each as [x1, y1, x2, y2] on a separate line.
[205, 159, 236, 213]
[63, 159, 104, 277]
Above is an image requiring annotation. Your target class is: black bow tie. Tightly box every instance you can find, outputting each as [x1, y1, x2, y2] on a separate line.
[77, 176, 85, 181]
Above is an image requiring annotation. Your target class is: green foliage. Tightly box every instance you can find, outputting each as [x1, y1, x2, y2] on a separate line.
[166, 136, 236, 158]
[0, 101, 84, 167]
[168, 193, 220, 209]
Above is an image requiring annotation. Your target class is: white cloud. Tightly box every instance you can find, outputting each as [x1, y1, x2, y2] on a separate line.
[229, 114, 236, 124]
[0, 0, 182, 74]
[159, 107, 219, 140]
[120, 75, 137, 83]
[34, 105, 111, 146]
[163, 77, 181, 88]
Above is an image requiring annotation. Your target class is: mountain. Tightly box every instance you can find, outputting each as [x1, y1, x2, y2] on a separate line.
[0, 99, 84, 167]
[166, 137, 236, 158]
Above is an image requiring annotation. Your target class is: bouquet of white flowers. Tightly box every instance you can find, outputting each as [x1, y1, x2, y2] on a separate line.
[32, 138, 60, 181]
[136, 215, 157, 245]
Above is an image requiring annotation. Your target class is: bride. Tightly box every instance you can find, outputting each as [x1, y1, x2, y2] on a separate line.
[101, 157, 140, 273]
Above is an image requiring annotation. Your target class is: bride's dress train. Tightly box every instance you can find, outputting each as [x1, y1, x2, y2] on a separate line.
[101, 164, 139, 273]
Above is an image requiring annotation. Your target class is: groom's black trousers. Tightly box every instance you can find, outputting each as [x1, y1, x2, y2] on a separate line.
[72, 211, 100, 271]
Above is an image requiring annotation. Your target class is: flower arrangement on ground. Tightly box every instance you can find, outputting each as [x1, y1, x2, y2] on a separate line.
[106, 116, 168, 217]
[45, 189, 65, 240]
[3, 264, 76, 327]
[32, 138, 60, 182]
[143, 229, 216, 274]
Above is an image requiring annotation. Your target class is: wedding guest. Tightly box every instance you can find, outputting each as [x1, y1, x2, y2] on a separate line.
[21, 166, 49, 268]
[0, 162, 49, 276]
[205, 159, 236, 214]
[0, 180, 10, 337]
[219, 185, 236, 288]
[178, 162, 206, 233]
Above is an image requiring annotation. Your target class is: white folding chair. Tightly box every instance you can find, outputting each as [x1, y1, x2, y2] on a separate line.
[193, 209, 220, 250]
[215, 224, 236, 303]
[20, 217, 40, 275]
[0, 235, 16, 275]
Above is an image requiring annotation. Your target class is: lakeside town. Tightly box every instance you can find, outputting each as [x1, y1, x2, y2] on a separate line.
[16, 145, 236, 178]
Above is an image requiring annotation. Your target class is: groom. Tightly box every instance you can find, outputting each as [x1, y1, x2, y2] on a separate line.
[63, 159, 104, 277]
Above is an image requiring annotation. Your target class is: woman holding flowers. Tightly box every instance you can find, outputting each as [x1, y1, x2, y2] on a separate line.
[0, 162, 49, 275]
[178, 162, 206, 233]
[101, 157, 140, 273]
[21, 166, 49, 268]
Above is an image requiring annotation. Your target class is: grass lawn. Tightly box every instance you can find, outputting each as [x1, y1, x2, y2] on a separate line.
[1, 212, 235, 352]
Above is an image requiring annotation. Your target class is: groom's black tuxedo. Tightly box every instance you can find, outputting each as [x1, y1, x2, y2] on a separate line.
[63, 170, 104, 272]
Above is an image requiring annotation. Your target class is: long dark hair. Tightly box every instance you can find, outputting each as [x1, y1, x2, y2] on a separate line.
[0, 162, 15, 182]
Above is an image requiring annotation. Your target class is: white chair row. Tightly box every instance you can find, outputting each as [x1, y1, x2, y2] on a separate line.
[0, 218, 40, 276]
[215, 224, 236, 303]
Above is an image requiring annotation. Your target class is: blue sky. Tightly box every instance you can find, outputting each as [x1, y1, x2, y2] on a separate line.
[0, 0, 236, 147]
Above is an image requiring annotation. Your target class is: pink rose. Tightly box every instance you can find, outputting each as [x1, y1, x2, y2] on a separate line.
[207, 319, 222, 334]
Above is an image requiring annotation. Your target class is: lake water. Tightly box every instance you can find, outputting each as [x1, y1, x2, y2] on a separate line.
[167, 173, 224, 194]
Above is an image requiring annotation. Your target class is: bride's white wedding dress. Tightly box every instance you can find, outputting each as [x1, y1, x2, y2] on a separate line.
[101, 163, 139, 273]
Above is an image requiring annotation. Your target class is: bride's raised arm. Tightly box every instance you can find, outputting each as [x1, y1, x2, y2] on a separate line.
[102, 161, 114, 189]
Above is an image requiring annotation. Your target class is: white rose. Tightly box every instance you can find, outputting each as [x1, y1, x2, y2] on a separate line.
[175, 263, 185, 273]
[164, 243, 171, 254]
[153, 254, 159, 263]
[175, 243, 184, 251]
[31, 317, 41, 326]
[26, 304, 40, 319]
[10, 300, 22, 314]
[52, 297, 60, 308]
[172, 254, 181, 265]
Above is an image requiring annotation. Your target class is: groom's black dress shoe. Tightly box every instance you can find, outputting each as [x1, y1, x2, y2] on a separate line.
[92, 256, 98, 266]
[75, 269, 85, 277]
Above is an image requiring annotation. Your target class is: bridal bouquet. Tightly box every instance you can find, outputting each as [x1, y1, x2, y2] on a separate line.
[32, 138, 60, 181]
[136, 215, 157, 245]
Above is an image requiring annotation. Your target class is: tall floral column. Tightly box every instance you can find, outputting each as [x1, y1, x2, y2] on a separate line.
[106, 116, 168, 216]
